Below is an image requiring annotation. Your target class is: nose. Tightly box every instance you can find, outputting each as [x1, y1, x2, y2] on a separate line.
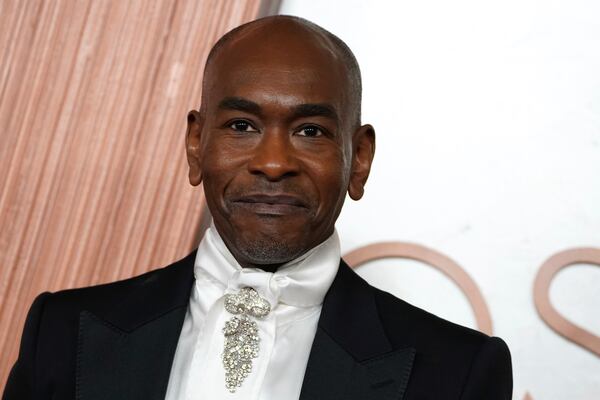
[247, 128, 300, 181]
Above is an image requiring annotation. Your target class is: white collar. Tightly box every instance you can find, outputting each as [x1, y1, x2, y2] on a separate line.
[194, 223, 341, 308]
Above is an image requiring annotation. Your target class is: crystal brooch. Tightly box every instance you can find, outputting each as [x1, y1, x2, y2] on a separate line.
[222, 287, 271, 392]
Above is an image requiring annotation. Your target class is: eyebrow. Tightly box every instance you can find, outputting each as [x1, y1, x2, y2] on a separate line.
[218, 97, 262, 115]
[291, 103, 338, 122]
[217, 96, 338, 122]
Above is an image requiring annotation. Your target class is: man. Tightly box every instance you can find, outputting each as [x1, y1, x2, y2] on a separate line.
[3, 16, 512, 400]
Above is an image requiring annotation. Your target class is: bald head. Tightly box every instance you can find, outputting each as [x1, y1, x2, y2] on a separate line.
[201, 15, 362, 128]
[185, 15, 375, 269]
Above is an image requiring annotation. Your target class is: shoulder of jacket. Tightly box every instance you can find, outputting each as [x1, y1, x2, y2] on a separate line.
[371, 285, 491, 349]
[42, 250, 196, 313]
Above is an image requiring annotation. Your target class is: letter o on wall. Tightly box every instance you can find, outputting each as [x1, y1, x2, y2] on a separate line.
[343, 242, 493, 335]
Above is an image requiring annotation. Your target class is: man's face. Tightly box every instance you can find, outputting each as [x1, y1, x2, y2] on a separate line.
[186, 26, 374, 269]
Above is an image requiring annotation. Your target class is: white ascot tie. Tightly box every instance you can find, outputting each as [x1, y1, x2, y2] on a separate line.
[164, 223, 341, 400]
[224, 245, 338, 309]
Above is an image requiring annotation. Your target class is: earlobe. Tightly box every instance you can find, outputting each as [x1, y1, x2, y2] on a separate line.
[348, 124, 376, 201]
[186, 110, 204, 186]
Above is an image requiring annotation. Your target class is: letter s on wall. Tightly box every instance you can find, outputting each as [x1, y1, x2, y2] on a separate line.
[533, 247, 600, 357]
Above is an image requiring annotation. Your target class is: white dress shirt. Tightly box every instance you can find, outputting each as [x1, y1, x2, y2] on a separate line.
[164, 224, 341, 400]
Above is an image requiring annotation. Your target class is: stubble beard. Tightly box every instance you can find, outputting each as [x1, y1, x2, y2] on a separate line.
[235, 234, 306, 269]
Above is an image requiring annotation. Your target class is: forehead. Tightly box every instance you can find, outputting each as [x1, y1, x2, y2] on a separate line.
[204, 28, 352, 112]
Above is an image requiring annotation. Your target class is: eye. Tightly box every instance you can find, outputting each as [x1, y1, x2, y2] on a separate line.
[296, 125, 323, 137]
[229, 120, 258, 133]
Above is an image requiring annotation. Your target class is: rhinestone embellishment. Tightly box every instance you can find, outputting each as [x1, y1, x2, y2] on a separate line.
[222, 287, 271, 392]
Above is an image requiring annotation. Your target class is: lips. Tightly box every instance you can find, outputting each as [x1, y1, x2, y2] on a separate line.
[230, 194, 308, 216]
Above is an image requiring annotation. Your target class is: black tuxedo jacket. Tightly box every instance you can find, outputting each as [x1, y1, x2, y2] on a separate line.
[3, 251, 512, 400]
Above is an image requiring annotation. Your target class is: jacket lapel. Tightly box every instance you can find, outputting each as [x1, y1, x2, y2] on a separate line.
[76, 252, 196, 400]
[300, 261, 415, 400]
[75, 253, 415, 400]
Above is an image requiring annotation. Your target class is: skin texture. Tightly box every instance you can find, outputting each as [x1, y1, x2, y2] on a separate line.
[185, 16, 375, 272]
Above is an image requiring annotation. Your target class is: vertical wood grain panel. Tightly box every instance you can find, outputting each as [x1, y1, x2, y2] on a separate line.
[0, 0, 264, 387]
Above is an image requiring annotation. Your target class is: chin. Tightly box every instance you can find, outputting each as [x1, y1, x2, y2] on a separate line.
[234, 232, 306, 266]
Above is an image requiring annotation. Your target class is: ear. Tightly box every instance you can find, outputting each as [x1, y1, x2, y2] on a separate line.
[348, 124, 376, 200]
[186, 110, 204, 186]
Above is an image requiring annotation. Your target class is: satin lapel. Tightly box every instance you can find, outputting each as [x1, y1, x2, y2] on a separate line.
[300, 261, 415, 400]
[76, 307, 187, 400]
[76, 251, 196, 400]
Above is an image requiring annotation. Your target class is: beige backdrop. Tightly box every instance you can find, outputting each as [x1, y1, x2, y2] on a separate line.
[0, 0, 271, 387]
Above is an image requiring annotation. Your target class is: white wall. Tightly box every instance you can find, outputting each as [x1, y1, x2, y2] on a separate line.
[280, 1, 600, 399]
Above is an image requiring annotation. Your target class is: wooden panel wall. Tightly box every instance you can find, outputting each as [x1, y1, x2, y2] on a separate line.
[0, 0, 264, 387]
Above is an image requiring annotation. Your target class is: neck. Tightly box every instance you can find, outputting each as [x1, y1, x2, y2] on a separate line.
[239, 261, 284, 274]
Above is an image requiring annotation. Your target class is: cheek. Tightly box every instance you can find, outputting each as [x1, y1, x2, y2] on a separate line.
[202, 134, 250, 178]
[200, 138, 247, 207]
[303, 151, 349, 209]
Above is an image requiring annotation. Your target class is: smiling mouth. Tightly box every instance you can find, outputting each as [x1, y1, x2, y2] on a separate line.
[230, 194, 308, 216]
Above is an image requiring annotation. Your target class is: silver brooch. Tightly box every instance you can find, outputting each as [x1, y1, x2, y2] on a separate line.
[222, 287, 271, 392]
